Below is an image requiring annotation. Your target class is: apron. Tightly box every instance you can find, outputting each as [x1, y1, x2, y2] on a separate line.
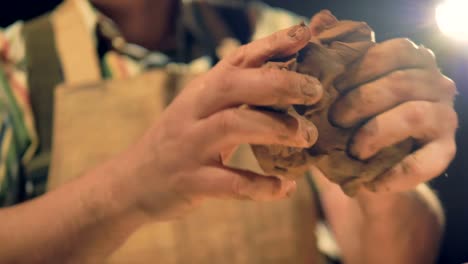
[26, 0, 324, 263]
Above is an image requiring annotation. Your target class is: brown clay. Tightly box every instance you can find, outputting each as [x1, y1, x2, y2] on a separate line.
[252, 21, 414, 196]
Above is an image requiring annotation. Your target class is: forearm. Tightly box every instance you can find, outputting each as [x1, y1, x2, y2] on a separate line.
[0, 152, 149, 263]
[314, 171, 443, 264]
[353, 185, 444, 264]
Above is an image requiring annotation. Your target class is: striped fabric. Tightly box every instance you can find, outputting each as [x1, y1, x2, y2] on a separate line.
[0, 0, 303, 206]
[0, 22, 37, 205]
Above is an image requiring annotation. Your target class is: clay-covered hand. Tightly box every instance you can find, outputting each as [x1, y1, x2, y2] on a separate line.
[127, 23, 322, 219]
[253, 10, 394, 195]
[330, 33, 458, 193]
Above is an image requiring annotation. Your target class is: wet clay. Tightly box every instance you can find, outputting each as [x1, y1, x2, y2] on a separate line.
[252, 21, 414, 196]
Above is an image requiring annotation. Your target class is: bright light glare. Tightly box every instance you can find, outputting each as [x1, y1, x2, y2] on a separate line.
[436, 0, 468, 41]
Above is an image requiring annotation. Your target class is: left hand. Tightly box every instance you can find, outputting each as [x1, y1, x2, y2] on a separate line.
[310, 10, 458, 194]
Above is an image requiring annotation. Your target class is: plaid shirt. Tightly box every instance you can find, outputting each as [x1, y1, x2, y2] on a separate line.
[0, 0, 302, 206]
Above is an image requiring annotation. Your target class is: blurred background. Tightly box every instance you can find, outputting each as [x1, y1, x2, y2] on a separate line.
[1, 0, 466, 263]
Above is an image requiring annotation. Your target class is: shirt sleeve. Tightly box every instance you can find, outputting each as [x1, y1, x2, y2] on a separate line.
[0, 21, 38, 206]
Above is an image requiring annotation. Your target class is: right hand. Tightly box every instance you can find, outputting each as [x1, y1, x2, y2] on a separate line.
[124, 23, 323, 219]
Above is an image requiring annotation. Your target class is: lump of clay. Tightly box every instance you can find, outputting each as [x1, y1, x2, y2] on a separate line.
[252, 21, 414, 196]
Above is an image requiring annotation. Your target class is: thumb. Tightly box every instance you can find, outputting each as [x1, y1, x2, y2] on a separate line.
[309, 10, 338, 36]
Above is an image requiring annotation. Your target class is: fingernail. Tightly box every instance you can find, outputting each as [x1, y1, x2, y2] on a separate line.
[301, 76, 323, 104]
[301, 123, 317, 145]
[348, 122, 379, 160]
[301, 79, 321, 96]
[346, 137, 358, 159]
[288, 21, 309, 41]
[347, 140, 366, 161]
[302, 126, 311, 143]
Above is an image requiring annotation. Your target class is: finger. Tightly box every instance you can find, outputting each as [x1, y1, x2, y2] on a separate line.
[349, 101, 458, 160]
[365, 137, 456, 193]
[330, 69, 457, 128]
[194, 167, 297, 201]
[336, 39, 438, 93]
[194, 108, 318, 157]
[309, 10, 338, 36]
[224, 22, 311, 67]
[198, 68, 323, 118]
[309, 9, 373, 44]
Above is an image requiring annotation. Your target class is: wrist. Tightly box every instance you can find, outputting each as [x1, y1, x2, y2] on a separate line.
[354, 188, 416, 221]
[84, 150, 152, 231]
[31, 152, 153, 261]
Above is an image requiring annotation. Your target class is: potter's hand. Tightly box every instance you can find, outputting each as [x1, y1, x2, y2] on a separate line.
[332, 38, 457, 193]
[130, 23, 322, 219]
[309, 10, 457, 193]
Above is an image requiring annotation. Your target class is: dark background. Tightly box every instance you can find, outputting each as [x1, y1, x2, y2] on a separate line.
[1, 1, 466, 263]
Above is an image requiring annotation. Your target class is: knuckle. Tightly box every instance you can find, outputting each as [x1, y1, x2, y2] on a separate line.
[236, 44, 248, 58]
[259, 67, 281, 82]
[341, 90, 360, 110]
[447, 139, 457, 161]
[420, 46, 436, 59]
[445, 107, 459, 131]
[419, 47, 438, 66]
[359, 86, 381, 107]
[266, 32, 280, 54]
[389, 70, 411, 84]
[352, 123, 378, 159]
[215, 72, 234, 94]
[359, 120, 379, 139]
[258, 67, 276, 78]
[216, 109, 240, 136]
[433, 104, 458, 134]
[401, 155, 424, 178]
[440, 75, 458, 98]
[182, 75, 209, 99]
[329, 108, 350, 128]
[205, 66, 231, 91]
[228, 44, 249, 66]
[211, 66, 242, 97]
[332, 91, 364, 128]
[388, 70, 414, 98]
[230, 176, 244, 197]
[260, 68, 290, 104]
[405, 101, 430, 125]
[394, 38, 418, 53]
